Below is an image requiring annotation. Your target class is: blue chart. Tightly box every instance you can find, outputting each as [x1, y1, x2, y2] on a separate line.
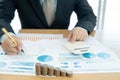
[37, 55, 53, 62]
[97, 52, 111, 59]
[82, 52, 96, 59]
[0, 62, 7, 68]
[82, 52, 111, 59]
[11, 62, 34, 66]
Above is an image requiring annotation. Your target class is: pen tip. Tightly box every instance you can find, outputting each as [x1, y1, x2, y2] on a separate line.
[21, 49, 24, 53]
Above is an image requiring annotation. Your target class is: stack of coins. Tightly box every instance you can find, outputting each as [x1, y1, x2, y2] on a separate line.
[35, 63, 41, 75]
[54, 67, 61, 77]
[41, 64, 48, 76]
[60, 69, 67, 77]
[66, 71, 73, 77]
[35, 63, 73, 77]
[48, 66, 54, 76]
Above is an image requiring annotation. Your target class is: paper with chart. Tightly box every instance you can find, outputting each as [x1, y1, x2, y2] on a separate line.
[0, 33, 120, 75]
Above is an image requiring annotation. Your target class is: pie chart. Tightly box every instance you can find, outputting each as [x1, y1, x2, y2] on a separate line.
[82, 52, 96, 59]
[37, 55, 53, 62]
[97, 52, 111, 59]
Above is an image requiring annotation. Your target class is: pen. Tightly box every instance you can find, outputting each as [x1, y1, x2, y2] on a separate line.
[2, 28, 24, 53]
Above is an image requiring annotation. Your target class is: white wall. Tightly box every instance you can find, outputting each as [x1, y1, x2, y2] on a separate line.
[104, 0, 120, 31]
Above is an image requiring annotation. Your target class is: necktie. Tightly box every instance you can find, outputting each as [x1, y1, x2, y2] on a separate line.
[43, 0, 55, 26]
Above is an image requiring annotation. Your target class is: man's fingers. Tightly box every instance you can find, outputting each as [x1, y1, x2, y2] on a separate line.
[68, 30, 78, 42]
[68, 27, 88, 42]
[68, 31, 72, 41]
[70, 34, 77, 42]
[2, 44, 20, 53]
[12, 36, 23, 51]
[5, 51, 18, 55]
[1, 37, 23, 55]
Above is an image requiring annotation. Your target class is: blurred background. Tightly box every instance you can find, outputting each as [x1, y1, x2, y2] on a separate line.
[11, 0, 120, 33]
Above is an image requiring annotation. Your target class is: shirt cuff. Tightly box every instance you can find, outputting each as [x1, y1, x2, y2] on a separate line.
[0, 32, 16, 43]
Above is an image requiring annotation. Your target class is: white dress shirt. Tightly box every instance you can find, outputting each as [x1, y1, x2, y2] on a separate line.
[40, 0, 57, 12]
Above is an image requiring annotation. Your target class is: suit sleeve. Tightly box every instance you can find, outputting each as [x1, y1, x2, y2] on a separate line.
[0, 0, 16, 37]
[74, 0, 97, 34]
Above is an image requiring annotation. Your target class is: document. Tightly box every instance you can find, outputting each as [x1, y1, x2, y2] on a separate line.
[0, 33, 120, 75]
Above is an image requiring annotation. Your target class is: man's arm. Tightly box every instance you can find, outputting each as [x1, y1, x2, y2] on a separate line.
[74, 0, 97, 34]
[0, 0, 16, 38]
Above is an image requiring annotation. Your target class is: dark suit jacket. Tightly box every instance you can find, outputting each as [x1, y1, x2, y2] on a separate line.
[0, 0, 96, 37]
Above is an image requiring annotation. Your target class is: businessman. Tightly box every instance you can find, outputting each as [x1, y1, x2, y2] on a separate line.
[0, 0, 96, 55]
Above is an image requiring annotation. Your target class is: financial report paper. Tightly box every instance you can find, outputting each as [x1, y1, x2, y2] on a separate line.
[0, 33, 120, 75]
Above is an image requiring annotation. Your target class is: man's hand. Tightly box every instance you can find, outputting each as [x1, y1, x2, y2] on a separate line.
[1, 36, 23, 55]
[68, 27, 88, 42]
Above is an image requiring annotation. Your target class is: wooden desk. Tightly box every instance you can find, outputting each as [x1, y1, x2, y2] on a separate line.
[19, 29, 96, 37]
[0, 29, 120, 80]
